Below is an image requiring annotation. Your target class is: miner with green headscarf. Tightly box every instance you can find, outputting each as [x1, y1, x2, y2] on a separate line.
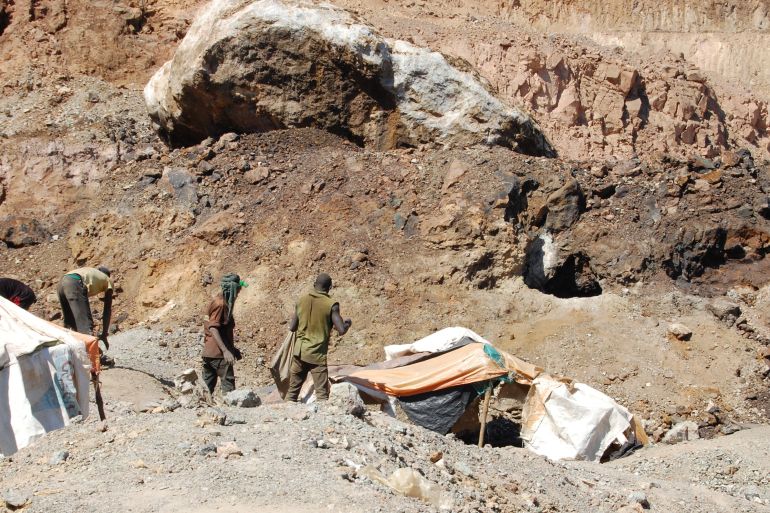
[202, 273, 246, 395]
[286, 273, 351, 401]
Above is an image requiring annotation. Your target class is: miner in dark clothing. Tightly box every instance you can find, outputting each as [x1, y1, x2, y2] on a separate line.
[0, 278, 37, 310]
[286, 273, 351, 401]
[202, 273, 247, 395]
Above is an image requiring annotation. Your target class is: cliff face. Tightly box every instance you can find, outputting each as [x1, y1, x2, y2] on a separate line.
[492, 0, 770, 94]
[330, 0, 770, 161]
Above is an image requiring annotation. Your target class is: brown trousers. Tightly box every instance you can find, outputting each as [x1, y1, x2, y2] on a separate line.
[286, 356, 329, 401]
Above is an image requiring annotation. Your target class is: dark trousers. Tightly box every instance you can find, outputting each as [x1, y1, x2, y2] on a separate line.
[57, 276, 93, 335]
[202, 357, 235, 394]
[286, 356, 329, 401]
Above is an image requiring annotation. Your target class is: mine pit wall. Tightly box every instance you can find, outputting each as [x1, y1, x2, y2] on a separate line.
[489, 0, 770, 96]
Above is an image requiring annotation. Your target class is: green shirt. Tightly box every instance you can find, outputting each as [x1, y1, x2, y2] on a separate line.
[293, 289, 337, 365]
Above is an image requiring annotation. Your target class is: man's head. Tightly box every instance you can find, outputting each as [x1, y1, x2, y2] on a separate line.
[97, 265, 112, 277]
[314, 273, 332, 293]
[220, 273, 247, 321]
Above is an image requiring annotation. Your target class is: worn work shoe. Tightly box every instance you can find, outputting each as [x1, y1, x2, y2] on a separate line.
[100, 354, 116, 367]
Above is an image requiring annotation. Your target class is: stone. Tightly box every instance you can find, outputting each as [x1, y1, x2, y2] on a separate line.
[720, 423, 741, 435]
[612, 159, 641, 177]
[667, 323, 692, 341]
[2, 490, 30, 509]
[442, 160, 469, 191]
[144, 0, 553, 156]
[720, 150, 741, 168]
[702, 169, 722, 184]
[197, 443, 217, 456]
[706, 300, 741, 323]
[329, 382, 365, 417]
[544, 179, 584, 232]
[217, 441, 243, 458]
[49, 450, 69, 465]
[197, 160, 215, 175]
[164, 167, 198, 205]
[689, 155, 715, 171]
[627, 491, 650, 509]
[159, 398, 181, 412]
[224, 388, 261, 408]
[662, 224, 728, 280]
[174, 368, 199, 392]
[203, 407, 228, 425]
[743, 485, 761, 501]
[0, 216, 51, 248]
[243, 166, 270, 184]
[454, 461, 474, 478]
[219, 132, 239, 143]
[661, 421, 700, 444]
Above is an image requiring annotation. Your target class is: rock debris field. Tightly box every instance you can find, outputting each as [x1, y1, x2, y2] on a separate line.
[2, 330, 770, 513]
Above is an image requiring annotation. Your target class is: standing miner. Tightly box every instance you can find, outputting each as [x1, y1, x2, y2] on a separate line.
[286, 273, 351, 401]
[202, 273, 246, 395]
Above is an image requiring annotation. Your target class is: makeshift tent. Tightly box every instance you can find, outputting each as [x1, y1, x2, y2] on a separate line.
[329, 327, 644, 462]
[0, 296, 99, 457]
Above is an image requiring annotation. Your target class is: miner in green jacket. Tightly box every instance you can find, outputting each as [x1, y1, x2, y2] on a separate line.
[286, 273, 351, 401]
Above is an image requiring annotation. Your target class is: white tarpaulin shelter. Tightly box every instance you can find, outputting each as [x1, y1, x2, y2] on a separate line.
[0, 296, 91, 457]
[520, 375, 636, 462]
[343, 327, 645, 462]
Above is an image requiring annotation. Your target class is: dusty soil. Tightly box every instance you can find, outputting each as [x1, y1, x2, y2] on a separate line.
[2, 330, 769, 513]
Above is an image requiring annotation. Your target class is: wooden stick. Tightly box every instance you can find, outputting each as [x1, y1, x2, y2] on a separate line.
[93, 376, 106, 421]
[478, 385, 492, 448]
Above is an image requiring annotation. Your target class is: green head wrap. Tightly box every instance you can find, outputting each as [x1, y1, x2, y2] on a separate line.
[220, 273, 247, 322]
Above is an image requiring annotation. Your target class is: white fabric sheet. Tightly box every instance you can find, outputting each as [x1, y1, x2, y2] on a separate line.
[520, 376, 633, 462]
[383, 326, 490, 360]
[0, 297, 91, 457]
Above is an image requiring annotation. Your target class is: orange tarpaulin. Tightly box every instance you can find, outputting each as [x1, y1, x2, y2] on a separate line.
[71, 332, 101, 375]
[345, 343, 544, 397]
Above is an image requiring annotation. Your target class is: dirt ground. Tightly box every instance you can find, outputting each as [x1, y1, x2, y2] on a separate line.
[2, 328, 769, 513]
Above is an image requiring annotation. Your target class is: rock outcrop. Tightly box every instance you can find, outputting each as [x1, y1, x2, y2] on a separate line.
[456, 38, 770, 161]
[0, 216, 50, 248]
[144, 0, 553, 155]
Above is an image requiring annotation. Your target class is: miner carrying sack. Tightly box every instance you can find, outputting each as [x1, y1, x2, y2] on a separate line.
[286, 273, 351, 401]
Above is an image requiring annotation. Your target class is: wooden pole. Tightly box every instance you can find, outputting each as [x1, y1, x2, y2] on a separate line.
[478, 384, 492, 448]
[93, 377, 106, 421]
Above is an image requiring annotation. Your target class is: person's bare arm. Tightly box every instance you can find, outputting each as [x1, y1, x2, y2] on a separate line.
[288, 312, 299, 332]
[101, 289, 113, 349]
[210, 327, 235, 364]
[331, 304, 351, 335]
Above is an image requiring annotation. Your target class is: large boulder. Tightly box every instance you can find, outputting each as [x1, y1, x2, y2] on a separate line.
[144, 0, 553, 156]
[0, 216, 50, 248]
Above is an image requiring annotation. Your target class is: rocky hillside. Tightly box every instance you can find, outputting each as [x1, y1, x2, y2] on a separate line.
[1, 0, 770, 511]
